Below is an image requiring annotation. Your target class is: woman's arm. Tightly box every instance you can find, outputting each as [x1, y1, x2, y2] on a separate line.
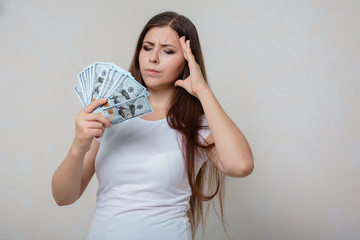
[175, 37, 253, 178]
[198, 89, 253, 178]
[51, 99, 112, 205]
[51, 139, 99, 206]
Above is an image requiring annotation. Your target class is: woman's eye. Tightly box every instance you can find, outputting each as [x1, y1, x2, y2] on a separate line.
[164, 50, 174, 54]
[143, 46, 152, 51]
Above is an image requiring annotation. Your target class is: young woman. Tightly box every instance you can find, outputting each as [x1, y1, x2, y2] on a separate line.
[52, 11, 253, 240]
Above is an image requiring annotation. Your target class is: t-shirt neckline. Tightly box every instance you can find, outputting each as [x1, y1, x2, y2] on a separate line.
[137, 117, 167, 123]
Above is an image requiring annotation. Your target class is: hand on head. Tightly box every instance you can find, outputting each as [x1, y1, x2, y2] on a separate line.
[174, 36, 210, 98]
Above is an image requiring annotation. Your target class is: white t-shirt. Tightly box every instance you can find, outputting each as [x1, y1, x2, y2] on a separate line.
[87, 116, 210, 240]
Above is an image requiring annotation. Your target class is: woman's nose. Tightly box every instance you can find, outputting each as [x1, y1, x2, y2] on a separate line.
[149, 50, 159, 64]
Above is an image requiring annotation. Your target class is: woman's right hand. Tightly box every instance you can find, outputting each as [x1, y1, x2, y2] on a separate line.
[74, 98, 112, 152]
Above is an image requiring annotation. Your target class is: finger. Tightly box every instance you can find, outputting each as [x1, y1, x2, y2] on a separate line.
[180, 37, 189, 61]
[174, 79, 185, 88]
[85, 121, 105, 129]
[181, 39, 197, 70]
[83, 98, 108, 113]
[86, 113, 113, 128]
[93, 128, 104, 138]
[185, 40, 196, 64]
[77, 127, 103, 140]
[174, 77, 192, 93]
[95, 130, 104, 139]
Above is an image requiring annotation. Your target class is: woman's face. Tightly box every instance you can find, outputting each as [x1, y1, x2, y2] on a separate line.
[139, 26, 185, 92]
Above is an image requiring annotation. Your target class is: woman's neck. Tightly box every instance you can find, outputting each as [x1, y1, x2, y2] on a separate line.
[141, 87, 175, 121]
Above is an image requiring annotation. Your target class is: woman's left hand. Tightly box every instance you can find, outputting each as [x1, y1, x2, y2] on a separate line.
[174, 36, 210, 98]
[175, 38, 254, 178]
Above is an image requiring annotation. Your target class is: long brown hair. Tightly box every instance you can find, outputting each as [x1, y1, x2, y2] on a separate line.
[129, 11, 225, 237]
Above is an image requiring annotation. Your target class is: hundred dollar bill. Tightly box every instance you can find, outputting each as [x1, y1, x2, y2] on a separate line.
[74, 82, 86, 107]
[76, 72, 87, 103]
[85, 67, 91, 101]
[91, 62, 113, 102]
[103, 95, 152, 124]
[100, 69, 124, 99]
[93, 102, 117, 122]
[87, 64, 95, 102]
[99, 68, 116, 99]
[82, 71, 91, 104]
[105, 74, 146, 108]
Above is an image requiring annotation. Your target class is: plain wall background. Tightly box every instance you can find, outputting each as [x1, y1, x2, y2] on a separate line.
[1, 0, 359, 239]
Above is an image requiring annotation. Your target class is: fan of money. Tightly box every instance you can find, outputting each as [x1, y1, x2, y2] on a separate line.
[74, 62, 152, 125]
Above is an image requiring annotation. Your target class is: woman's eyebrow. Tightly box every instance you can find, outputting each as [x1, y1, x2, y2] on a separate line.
[143, 41, 177, 48]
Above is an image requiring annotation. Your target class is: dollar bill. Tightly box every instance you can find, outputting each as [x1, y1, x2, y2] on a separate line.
[74, 82, 86, 107]
[99, 68, 116, 99]
[103, 94, 152, 124]
[106, 75, 146, 108]
[76, 72, 86, 104]
[92, 62, 113, 102]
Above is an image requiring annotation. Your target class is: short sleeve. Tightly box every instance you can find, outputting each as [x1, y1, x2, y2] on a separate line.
[195, 115, 211, 170]
[198, 115, 211, 144]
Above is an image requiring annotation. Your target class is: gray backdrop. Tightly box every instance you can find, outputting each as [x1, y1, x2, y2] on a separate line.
[1, 0, 359, 239]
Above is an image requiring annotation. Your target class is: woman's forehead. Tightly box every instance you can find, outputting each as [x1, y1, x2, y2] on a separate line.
[144, 26, 180, 46]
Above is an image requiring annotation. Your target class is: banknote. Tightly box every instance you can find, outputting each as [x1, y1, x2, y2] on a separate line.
[106, 75, 146, 108]
[103, 94, 153, 124]
[74, 82, 86, 107]
[74, 62, 152, 125]
[76, 72, 87, 104]
[92, 62, 113, 102]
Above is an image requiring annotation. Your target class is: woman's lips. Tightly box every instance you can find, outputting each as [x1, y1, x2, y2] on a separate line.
[145, 69, 160, 75]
